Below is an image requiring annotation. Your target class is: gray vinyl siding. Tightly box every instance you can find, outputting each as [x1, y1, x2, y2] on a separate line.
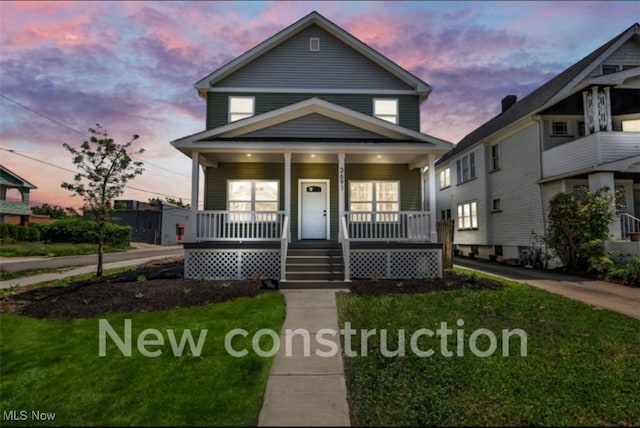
[291, 163, 339, 240]
[244, 113, 384, 139]
[587, 37, 640, 77]
[216, 25, 414, 91]
[346, 164, 422, 211]
[204, 163, 285, 210]
[207, 92, 420, 131]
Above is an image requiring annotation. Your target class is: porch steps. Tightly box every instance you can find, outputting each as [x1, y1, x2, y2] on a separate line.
[281, 242, 349, 289]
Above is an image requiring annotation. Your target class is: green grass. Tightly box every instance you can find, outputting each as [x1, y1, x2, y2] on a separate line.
[0, 292, 285, 426]
[337, 270, 640, 426]
[0, 266, 79, 281]
[0, 242, 130, 257]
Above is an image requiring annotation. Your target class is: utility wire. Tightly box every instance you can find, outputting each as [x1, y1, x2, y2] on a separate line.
[0, 146, 192, 202]
[0, 93, 191, 178]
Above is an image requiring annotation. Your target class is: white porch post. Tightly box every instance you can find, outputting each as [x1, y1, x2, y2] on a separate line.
[428, 154, 437, 242]
[338, 152, 345, 240]
[284, 152, 292, 242]
[591, 86, 600, 132]
[189, 151, 200, 242]
[603, 86, 612, 132]
[582, 91, 591, 136]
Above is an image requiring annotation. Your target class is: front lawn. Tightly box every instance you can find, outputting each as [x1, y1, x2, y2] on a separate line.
[337, 270, 640, 426]
[1, 292, 285, 426]
[0, 242, 129, 257]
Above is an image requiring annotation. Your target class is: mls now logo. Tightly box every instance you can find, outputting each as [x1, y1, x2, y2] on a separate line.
[98, 319, 208, 357]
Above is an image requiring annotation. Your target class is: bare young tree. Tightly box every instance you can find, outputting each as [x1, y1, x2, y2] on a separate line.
[61, 124, 144, 278]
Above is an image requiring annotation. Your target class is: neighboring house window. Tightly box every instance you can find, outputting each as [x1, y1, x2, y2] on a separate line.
[457, 201, 478, 230]
[579, 121, 586, 137]
[228, 180, 279, 221]
[373, 99, 398, 124]
[229, 96, 255, 122]
[349, 181, 399, 222]
[441, 208, 451, 220]
[602, 64, 619, 74]
[490, 144, 500, 171]
[573, 184, 588, 193]
[456, 152, 476, 184]
[615, 185, 627, 213]
[492, 198, 502, 212]
[439, 168, 451, 189]
[552, 121, 568, 136]
[622, 119, 640, 132]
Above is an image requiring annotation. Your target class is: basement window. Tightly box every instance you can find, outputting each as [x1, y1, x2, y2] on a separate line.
[309, 37, 320, 52]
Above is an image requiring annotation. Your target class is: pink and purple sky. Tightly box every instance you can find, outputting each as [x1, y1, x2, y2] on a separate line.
[1, 1, 638, 209]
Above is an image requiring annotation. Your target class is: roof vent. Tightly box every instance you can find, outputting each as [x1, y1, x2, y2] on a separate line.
[501, 95, 517, 113]
[309, 37, 320, 52]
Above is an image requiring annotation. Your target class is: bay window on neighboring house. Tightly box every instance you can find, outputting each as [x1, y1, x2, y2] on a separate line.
[349, 181, 399, 222]
[457, 201, 478, 230]
[229, 96, 255, 122]
[228, 180, 279, 221]
[456, 152, 476, 184]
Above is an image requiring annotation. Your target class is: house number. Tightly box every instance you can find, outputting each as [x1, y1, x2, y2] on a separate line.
[339, 167, 344, 191]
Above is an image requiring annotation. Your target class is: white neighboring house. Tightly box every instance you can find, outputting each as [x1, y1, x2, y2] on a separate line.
[430, 23, 640, 263]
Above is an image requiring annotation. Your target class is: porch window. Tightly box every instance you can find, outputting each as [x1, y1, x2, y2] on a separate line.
[228, 180, 278, 221]
[457, 201, 478, 230]
[229, 96, 255, 122]
[552, 121, 568, 136]
[349, 181, 399, 222]
[439, 168, 451, 189]
[373, 99, 398, 124]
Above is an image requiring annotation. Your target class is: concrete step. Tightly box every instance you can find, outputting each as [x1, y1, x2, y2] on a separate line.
[286, 272, 344, 281]
[279, 280, 351, 289]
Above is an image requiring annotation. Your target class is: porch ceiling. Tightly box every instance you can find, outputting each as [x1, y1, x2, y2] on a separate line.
[200, 151, 430, 167]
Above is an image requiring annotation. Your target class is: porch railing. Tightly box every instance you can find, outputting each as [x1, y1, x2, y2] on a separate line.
[280, 216, 289, 281]
[340, 215, 351, 281]
[621, 213, 640, 240]
[196, 210, 285, 241]
[344, 211, 431, 241]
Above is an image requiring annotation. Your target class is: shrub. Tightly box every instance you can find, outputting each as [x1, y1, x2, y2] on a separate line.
[0, 223, 41, 243]
[38, 218, 131, 247]
[606, 259, 640, 286]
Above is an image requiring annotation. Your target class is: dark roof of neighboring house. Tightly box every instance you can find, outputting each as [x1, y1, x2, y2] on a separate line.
[437, 23, 640, 166]
[0, 164, 37, 189]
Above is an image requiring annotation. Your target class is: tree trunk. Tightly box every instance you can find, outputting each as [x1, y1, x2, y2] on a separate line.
[97, 228, 104, 278]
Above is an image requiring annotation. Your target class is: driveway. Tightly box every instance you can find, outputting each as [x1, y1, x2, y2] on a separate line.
[454, 256, 640, 320]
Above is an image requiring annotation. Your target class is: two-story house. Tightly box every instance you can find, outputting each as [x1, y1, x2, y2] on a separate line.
[432, 23, 640, 264]
[171, 12, 453, 284]
[0, 165, 37, 226]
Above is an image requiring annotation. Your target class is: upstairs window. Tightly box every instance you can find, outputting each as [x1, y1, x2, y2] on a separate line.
[490, 144, 500, 171]
[456, 152, 476, 184]
[602, 64, 619, 74]
[552, 121, 568, 136]
[373, 99, 398, 124]
[439, 168, 451, 189]
[309, 37, 320, 52]
[229, 96, 255, 122]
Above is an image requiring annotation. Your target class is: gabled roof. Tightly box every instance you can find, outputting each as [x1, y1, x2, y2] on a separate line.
[194, 11, 432, 101]
[171, 97, 452, 153]
[437, 22, 640, 166]
[0, 164, 37, 189]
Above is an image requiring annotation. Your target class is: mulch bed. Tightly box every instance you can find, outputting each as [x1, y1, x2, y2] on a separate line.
[2, 259, 503, 320]
[1, 259, 267, 320]
[349, 271, 503, 296]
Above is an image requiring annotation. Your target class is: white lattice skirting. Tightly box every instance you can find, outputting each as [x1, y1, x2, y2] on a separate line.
[185, 249, 281, 280]
[350, 249, 442, 279]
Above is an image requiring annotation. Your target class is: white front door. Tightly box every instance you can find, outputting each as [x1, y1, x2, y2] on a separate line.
[300, 181, 328, 239]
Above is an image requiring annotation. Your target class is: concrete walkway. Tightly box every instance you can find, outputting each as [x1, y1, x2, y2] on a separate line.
[258, 290, 350, 426]
[455, 257, 640, 320]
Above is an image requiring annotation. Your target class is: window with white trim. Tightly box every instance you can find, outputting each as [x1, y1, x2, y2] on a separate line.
[552, 121, 568, 136]
[455, 152, 476, 184]
[457, 201, 478, 230]
[309, 37, 320, 51]
[439, 168, 451, 189]
[373, 99, 398, 124]
[349, 181, 399, 222]
[228, 96, 255, 122]
[228, 180, 278, 221]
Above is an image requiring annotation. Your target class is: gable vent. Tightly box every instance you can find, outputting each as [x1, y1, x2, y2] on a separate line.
[309, 37, 320, 52]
